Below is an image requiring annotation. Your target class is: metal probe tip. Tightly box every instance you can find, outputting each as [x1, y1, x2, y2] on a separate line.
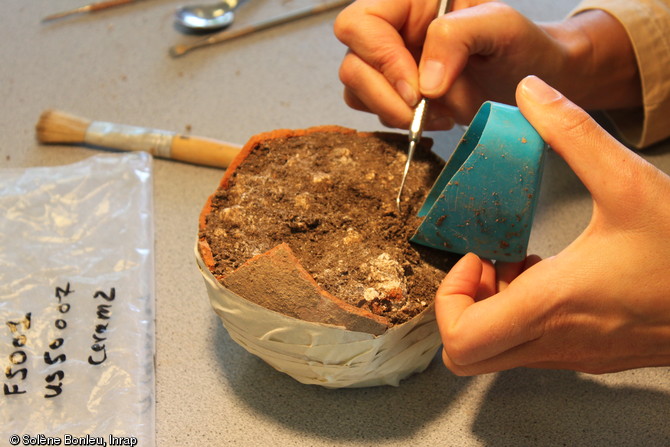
[395, 0, 453, 213]
[396, 98, 428, 212]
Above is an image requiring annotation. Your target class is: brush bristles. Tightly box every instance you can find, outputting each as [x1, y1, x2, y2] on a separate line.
[36, 109, 91, 144]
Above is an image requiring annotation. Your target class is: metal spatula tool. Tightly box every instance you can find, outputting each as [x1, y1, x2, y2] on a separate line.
[396, 0, 454, 211]
[411, 101, 547, 262]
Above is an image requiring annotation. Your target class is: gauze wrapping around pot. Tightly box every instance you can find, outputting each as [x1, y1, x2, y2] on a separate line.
[195, 245, 441, 388]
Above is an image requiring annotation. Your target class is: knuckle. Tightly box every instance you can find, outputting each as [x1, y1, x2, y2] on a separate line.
[441, 331, 475, 366]
[332, 24, 349, 45]
[371, 46, 405, 79]
[333, 8, 356, 43]
[558, 107, 600, 140]
[342, 88, 366, 112]
[442, 349, 477, 376]
[337, 63, 354, 87]
[458, 1, 518, 20]
[426, 15, 451, 41]
[338, 52, 362, 87]
[432, 2, 516, 33]
[478, 1, 516, 18]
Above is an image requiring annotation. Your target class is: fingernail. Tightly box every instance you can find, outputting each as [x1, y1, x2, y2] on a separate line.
[395, 79, 418, 107]
[420, 59, 446, 94]
[520, 75, 563, 104]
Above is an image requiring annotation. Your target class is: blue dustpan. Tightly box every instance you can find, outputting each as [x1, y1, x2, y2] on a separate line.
[411, 101, 547, 262]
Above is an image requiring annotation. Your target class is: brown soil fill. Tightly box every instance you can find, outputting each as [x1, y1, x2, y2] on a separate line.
[200, 127, 459, 327]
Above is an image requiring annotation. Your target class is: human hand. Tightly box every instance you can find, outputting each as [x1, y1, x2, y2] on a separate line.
[334, 0, 639, 130]
[335, 0, 567, 128]
[435, 75, 670, 376]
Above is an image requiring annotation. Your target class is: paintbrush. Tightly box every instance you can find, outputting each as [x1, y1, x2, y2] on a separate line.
[42, 0, 141, 22]
[36, 109, 241, 169]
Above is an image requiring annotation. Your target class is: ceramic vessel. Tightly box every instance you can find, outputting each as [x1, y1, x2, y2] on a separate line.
[196, 126, 442, 388]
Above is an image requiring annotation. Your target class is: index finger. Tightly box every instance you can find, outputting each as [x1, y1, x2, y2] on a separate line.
[436, 254, 550, 367]
[334, 0, 438, 105]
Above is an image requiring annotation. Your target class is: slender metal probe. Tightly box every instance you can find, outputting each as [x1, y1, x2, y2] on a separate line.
[396, 0, 453, 212]
[396, 99, 427, 211]
[169, 0, 352, 57]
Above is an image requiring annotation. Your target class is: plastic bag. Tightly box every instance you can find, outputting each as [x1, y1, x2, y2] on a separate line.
[0, 153, 154, 446]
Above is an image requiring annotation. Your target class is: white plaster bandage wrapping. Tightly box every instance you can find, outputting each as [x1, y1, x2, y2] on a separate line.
[86, 121, 174, 158]
[195, 246, 442, 388]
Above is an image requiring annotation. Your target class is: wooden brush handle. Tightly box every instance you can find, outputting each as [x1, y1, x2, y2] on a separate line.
[83, 121, 241, 168]
[170, 135, 241, 168]
[89, 0, 137, 12]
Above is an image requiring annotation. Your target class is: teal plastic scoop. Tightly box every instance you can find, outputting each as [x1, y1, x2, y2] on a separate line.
[411, 101, 547, 262]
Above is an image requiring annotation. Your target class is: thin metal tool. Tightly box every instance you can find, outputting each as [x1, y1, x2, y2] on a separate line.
[170, 0, 352, 57]
[396, 0, 453, 212]
[42, 0, 140, 22]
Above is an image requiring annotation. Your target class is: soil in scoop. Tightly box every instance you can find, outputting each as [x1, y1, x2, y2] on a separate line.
[202, 130, 460, 326]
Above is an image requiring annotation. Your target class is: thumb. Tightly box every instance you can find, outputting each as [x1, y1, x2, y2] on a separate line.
[515, 75, 642, 206]
[435, 253, 482, 318]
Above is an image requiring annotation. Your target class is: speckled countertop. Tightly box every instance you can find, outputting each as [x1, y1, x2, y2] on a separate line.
[1, 0, 669, 445]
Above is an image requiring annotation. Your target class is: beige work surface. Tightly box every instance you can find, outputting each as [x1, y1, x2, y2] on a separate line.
[2, 1, 669, 445]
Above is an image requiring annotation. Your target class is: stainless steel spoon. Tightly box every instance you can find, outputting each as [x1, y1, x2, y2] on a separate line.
[175, 0, 239, 31]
